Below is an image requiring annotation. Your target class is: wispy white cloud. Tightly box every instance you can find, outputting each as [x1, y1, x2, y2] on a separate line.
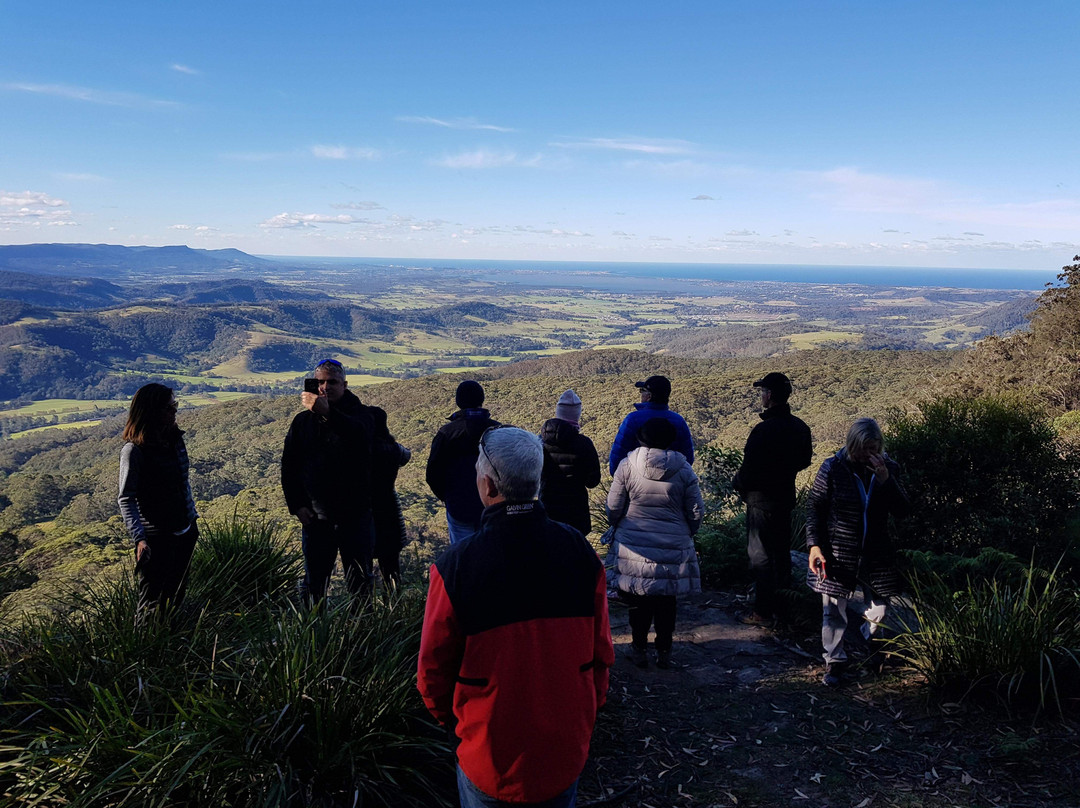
[171, 63, 200, 75]
[260, 212, 367, 229]
[397, 115, 515, 133]
[726, 229, 759, 237]
[169, 224, 218, 232]
[311, 144, 380, 160]
[551, 136, 695, 155]
[691, 194, 715, 201]
[2, 82, 180, 109]
[0, 190, 76, 228]
[623, 159, 712, 178]
[806, 167, 1080, 232]
[434, 149, 541, 169]
[330, 201, 384, 211]
[1, 191, 67, 208]
[806, 167, 941, 213]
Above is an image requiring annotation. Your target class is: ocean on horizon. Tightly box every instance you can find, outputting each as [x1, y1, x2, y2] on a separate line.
[287, 257, 1059, 292]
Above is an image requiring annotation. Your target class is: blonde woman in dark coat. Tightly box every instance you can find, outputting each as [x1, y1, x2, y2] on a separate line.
[806, 418, 910, 687]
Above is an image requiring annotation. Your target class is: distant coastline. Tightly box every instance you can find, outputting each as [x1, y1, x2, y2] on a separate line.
[272, 256, 1058, 292]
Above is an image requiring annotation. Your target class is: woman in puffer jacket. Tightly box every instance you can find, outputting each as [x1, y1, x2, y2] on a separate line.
[606, 417, 704, 669]
[806, 418, 910, 687]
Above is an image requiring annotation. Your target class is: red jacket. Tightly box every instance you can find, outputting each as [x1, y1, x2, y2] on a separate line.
[417, 500, 614, 803]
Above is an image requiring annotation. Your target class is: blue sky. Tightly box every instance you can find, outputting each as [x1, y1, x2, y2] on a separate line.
[2, 1, 1078, 270]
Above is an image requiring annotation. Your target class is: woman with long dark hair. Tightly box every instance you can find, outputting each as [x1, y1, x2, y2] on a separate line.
[118, 383, 198, 615]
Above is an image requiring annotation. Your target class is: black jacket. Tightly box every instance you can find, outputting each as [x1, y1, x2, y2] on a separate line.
[805, 450, 911, 598]
[539, 418, 601, 536]
[734, 403, 813, 510]
[425, 407, 500, 524]
[281, 389, 375, 524]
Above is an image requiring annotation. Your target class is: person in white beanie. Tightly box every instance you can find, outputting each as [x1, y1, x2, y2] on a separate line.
[538, 390, 601, 536]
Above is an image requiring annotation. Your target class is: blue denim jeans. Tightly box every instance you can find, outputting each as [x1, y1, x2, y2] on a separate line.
[456, 766, 578, 808]
[446, 512, 479, 544]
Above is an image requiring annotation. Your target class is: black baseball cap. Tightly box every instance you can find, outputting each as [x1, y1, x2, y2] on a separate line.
[635, 375, 671, 401]
[753, 372, 793, 398]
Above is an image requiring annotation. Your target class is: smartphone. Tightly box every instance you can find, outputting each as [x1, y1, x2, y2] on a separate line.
[304, 378, 320, 394]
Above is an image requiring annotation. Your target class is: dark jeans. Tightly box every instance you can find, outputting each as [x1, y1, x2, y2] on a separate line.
[620, 591, 677, 652]
[301, 515, 375, 604]
[746, 505, 792, 617]
[135, 522, 199, 616]
[457, 765, 578, 808]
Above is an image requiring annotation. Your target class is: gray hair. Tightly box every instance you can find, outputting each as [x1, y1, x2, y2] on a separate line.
[476, 427, 544, 502]
[845, 417, 884, 457]
[313, 359, 346, 380]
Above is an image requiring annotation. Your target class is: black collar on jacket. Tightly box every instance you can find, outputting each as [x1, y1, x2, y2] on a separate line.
[449, 407, 491, 421]
[760, 402, 792, 421]
[479, 499, 547, 531]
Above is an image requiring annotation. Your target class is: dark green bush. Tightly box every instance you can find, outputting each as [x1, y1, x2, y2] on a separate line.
[695, 515, 750, 590]
[886, 394, 1079, 560]
[899, 547, 1031, 593]
[697, 445, 744, 524]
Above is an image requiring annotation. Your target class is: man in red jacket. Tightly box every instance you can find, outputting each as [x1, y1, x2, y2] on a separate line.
[418, 426, 614, 807]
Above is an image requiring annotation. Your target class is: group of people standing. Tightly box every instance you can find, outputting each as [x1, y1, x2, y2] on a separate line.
[118, 363, 909, 808]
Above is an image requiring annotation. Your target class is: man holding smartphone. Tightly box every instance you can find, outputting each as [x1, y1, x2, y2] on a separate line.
[282, 358, 376, 604]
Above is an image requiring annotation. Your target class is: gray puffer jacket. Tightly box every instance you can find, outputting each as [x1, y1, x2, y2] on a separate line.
[605, 447, 704, 597]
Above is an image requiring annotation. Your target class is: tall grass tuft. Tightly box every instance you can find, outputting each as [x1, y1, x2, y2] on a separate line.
[891, 561, 1080, 714]
[0, 517, 453, 807]
[187, 515, 305, 611]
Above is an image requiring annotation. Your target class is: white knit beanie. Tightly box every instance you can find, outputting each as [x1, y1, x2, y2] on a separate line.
[555, 389, 582, 425]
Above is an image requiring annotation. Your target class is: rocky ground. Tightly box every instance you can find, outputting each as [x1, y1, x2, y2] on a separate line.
[578, 590, 1080, 808]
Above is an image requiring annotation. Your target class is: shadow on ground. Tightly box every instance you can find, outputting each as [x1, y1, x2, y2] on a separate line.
[579, 589, 1080, 808]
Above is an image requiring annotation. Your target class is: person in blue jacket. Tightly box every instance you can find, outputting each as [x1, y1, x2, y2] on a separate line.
[608, 375, 694, 476]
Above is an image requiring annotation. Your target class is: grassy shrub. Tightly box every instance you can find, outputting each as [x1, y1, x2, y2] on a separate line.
[890, 562, 1080, 714]
[0, 518, 452, 807]
[886, 394, 1079, 560]
[186, 515, 305, 610]
[695, 514, 750, 590]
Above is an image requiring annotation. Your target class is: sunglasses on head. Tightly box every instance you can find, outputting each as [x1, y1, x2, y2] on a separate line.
[479, 426, 506, 481]
[317, 358, 343, 368]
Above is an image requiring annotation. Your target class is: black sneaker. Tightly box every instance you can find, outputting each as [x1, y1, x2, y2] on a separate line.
[656, 649, 673, 670]
[627, 643, 648, 668]
[823, 661, 847, 687]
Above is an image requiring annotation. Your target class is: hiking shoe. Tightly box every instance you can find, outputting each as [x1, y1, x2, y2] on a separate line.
[822, 661, 847, 687]
[656, 649, 675, 670]
[737, 610, 774, 628]
[627, 643, 648, 669]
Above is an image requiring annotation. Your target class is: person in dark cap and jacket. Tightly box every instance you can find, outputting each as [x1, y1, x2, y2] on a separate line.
[539, 389, 602, 537]
[608, 375, 695, 476]
[733, 372, 813, 626]
[426, 380, 500, 543]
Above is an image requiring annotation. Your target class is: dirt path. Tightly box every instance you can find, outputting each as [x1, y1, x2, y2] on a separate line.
[577, 590, 1080, 808]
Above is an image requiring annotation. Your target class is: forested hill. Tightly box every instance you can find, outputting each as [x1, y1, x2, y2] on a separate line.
[0, 347, 950, 614]
[0, 243, 278, 279]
